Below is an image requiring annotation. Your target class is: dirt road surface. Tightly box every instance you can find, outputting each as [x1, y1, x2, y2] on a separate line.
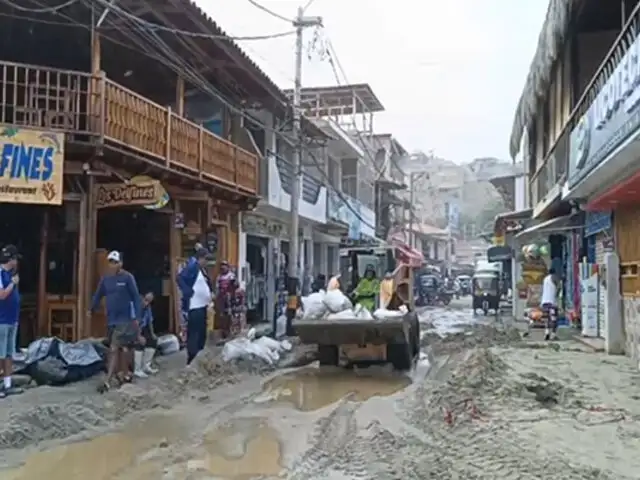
[1, 300, 640, 479]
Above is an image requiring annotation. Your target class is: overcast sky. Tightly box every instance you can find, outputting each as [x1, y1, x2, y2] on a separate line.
[197, 0, 548, 164]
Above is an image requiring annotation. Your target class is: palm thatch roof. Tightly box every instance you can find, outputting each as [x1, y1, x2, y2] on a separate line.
[509, 0, 579, 159]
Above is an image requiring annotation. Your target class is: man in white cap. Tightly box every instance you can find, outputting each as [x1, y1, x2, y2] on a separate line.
[89, 250, 142, 391]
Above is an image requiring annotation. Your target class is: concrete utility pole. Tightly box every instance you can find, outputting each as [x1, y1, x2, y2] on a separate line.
[287, 7, 322, 334]
[407, 171, 428, 247]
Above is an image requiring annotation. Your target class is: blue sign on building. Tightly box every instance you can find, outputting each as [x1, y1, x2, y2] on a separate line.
[584, 211, 612, 237]
[568, 34, 640, 189]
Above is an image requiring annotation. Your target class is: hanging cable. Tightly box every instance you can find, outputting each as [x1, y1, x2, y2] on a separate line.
[0, 0, 79, 13]
[246, 0, 293, 23]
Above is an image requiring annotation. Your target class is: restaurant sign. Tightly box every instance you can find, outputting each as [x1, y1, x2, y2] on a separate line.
[0, 126, 64, 205]
[95, 177, 168, 209]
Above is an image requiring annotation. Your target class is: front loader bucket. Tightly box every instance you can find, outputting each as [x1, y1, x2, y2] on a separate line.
[294, 317, 410, 346]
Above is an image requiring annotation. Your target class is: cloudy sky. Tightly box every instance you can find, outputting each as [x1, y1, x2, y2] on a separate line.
[197, 0, 549, 163]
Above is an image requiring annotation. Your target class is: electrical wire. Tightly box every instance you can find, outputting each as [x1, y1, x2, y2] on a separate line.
[12, 0, 379, 232]
[0, 0, 78, 13]
[246, 0, 292, 24]
[302, 0, 317, 12]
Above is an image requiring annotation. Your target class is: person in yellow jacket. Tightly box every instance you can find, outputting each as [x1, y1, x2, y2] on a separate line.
[352, 265, 379, 311]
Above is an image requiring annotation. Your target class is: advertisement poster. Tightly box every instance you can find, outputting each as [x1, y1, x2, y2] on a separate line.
[581, 274, 599, 337]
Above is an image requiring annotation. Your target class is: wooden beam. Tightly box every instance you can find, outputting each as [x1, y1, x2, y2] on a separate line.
[175, 76, 185, 116]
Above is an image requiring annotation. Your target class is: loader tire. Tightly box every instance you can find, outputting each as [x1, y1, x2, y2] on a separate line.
[318, 345, 339, 366]
[387, 342, 412, 371]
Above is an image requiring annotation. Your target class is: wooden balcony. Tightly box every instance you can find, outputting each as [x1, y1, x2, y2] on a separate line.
[0, 60, 258, 195]
[530, 126, 568, 207]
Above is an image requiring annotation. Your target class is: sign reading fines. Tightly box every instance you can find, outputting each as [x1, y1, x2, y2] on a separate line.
[0, 126, 64, 205]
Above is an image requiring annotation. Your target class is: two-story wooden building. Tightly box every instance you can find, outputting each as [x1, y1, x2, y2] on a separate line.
[510, 0, 640, 355]
[0, 0, 289, 344]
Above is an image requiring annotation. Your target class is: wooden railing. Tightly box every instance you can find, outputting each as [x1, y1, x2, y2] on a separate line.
[530, 2, 640, 207]
[0, 61, 258, 194]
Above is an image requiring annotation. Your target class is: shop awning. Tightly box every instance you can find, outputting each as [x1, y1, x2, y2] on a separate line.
[392, 240, 424, 267]
[493, 208, 533, 232]
[515, 213, 583, 239]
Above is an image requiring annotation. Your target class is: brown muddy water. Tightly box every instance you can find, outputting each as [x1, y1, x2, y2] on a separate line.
[3, 366, 416, 479]
[259, 366, 412, 411]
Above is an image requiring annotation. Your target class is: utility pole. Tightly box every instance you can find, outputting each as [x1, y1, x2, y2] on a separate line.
[286, 6, 322, 335]
[407, 171, 428, 247]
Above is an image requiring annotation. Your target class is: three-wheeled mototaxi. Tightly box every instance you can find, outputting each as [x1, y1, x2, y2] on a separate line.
[472, 272, 500, 316]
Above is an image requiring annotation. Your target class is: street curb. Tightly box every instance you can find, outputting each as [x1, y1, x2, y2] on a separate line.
[571, 334, 605, 352]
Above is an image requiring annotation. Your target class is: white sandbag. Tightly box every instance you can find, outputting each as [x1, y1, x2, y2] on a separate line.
[157, 334, 180, 355]
[356, 305, 374, 320]
[246, 327, 257, 341]
[222, 337, 253, 362]
[280, 339, 293, 351]
[373, 308, 404, 319]
[275, 314, 287, 338]
[323, 289, 353, 313]
[255, 335, 284, 352]
[326, 308, 357, 320]
[301, 291, 327, 320]
[246, 341, 276, 364]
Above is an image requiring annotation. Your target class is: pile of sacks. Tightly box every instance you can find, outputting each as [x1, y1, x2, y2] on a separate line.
[298, 283, 407, 322]
[221, 328, 292, 365]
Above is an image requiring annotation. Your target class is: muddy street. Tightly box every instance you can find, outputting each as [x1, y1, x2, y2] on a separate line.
[1, 303, 640, 479]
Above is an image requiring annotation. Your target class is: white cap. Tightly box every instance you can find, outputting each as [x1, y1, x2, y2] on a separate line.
[107, 250, 122, 262]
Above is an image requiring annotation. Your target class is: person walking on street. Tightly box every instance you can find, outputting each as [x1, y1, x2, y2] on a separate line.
[177, 247, 213, 364]
[541, 267, 559, 341]
[89, 251, 142, 392]
[0, 245, 23, 398]
[214, 261, 236, 340]
[134, 292, 158, 378]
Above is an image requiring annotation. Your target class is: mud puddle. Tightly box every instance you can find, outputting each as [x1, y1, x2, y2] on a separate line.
[3, 413, 186, 480]
[257, 366, 411, 411]
[187, 418, 284, 479]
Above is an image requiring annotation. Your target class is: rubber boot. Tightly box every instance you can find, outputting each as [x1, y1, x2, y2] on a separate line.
[133, 351, 148, 378]
[143, 348, 158, 374]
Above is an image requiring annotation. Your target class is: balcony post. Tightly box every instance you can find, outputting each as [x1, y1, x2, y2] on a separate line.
[165, 106, 172, 167]
[175, 76, 185, 116]
[198, 123, 203, 177]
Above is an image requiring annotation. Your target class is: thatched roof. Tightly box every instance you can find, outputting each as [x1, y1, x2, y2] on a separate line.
[509, 0, 578, 159]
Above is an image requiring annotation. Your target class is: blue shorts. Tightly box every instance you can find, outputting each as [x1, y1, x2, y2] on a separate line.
[0, 324, 17, 359]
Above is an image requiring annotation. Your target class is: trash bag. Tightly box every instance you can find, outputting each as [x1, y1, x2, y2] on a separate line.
[275, 314, 287, 338]
[327, 275, 341, 291]
[301, 291, 327, 320]
[324, 289, 353, 313]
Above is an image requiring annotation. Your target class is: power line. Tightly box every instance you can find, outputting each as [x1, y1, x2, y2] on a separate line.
[0, 0, 78, 12]
[246, 0, 292, 23]
[18, 0, 376, 231]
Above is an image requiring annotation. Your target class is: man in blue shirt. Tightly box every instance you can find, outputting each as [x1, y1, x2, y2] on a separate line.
[89, 250, 142, 392]
[0, 245, 22, 398]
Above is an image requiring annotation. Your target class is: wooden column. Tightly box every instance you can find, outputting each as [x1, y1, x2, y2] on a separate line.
[169, 199, 181, 334]
[91, 26, 101, 73]
[76, 193, 88, 340]
[36, 209, 49, 337]
[84, 175, 97, 337]
[175, 77, 185, 116]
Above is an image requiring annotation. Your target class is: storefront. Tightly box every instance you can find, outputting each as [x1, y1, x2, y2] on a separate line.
[514, 212, 584, 322]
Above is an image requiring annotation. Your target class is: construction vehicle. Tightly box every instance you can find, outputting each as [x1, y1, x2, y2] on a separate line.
[294, 244, 421, 370]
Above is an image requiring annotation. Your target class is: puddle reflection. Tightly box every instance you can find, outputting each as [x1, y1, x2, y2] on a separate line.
[260, 366, 411, 411]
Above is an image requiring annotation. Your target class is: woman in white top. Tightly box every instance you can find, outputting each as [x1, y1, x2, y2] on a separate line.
[540, 267, 559, 340]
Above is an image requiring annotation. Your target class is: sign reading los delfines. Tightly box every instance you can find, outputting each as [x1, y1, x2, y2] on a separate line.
[0, 126, 64, 205]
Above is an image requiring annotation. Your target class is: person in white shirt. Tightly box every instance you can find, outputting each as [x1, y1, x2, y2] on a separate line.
[177, 247, 213, 364]
[540, 267, 559, 340]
